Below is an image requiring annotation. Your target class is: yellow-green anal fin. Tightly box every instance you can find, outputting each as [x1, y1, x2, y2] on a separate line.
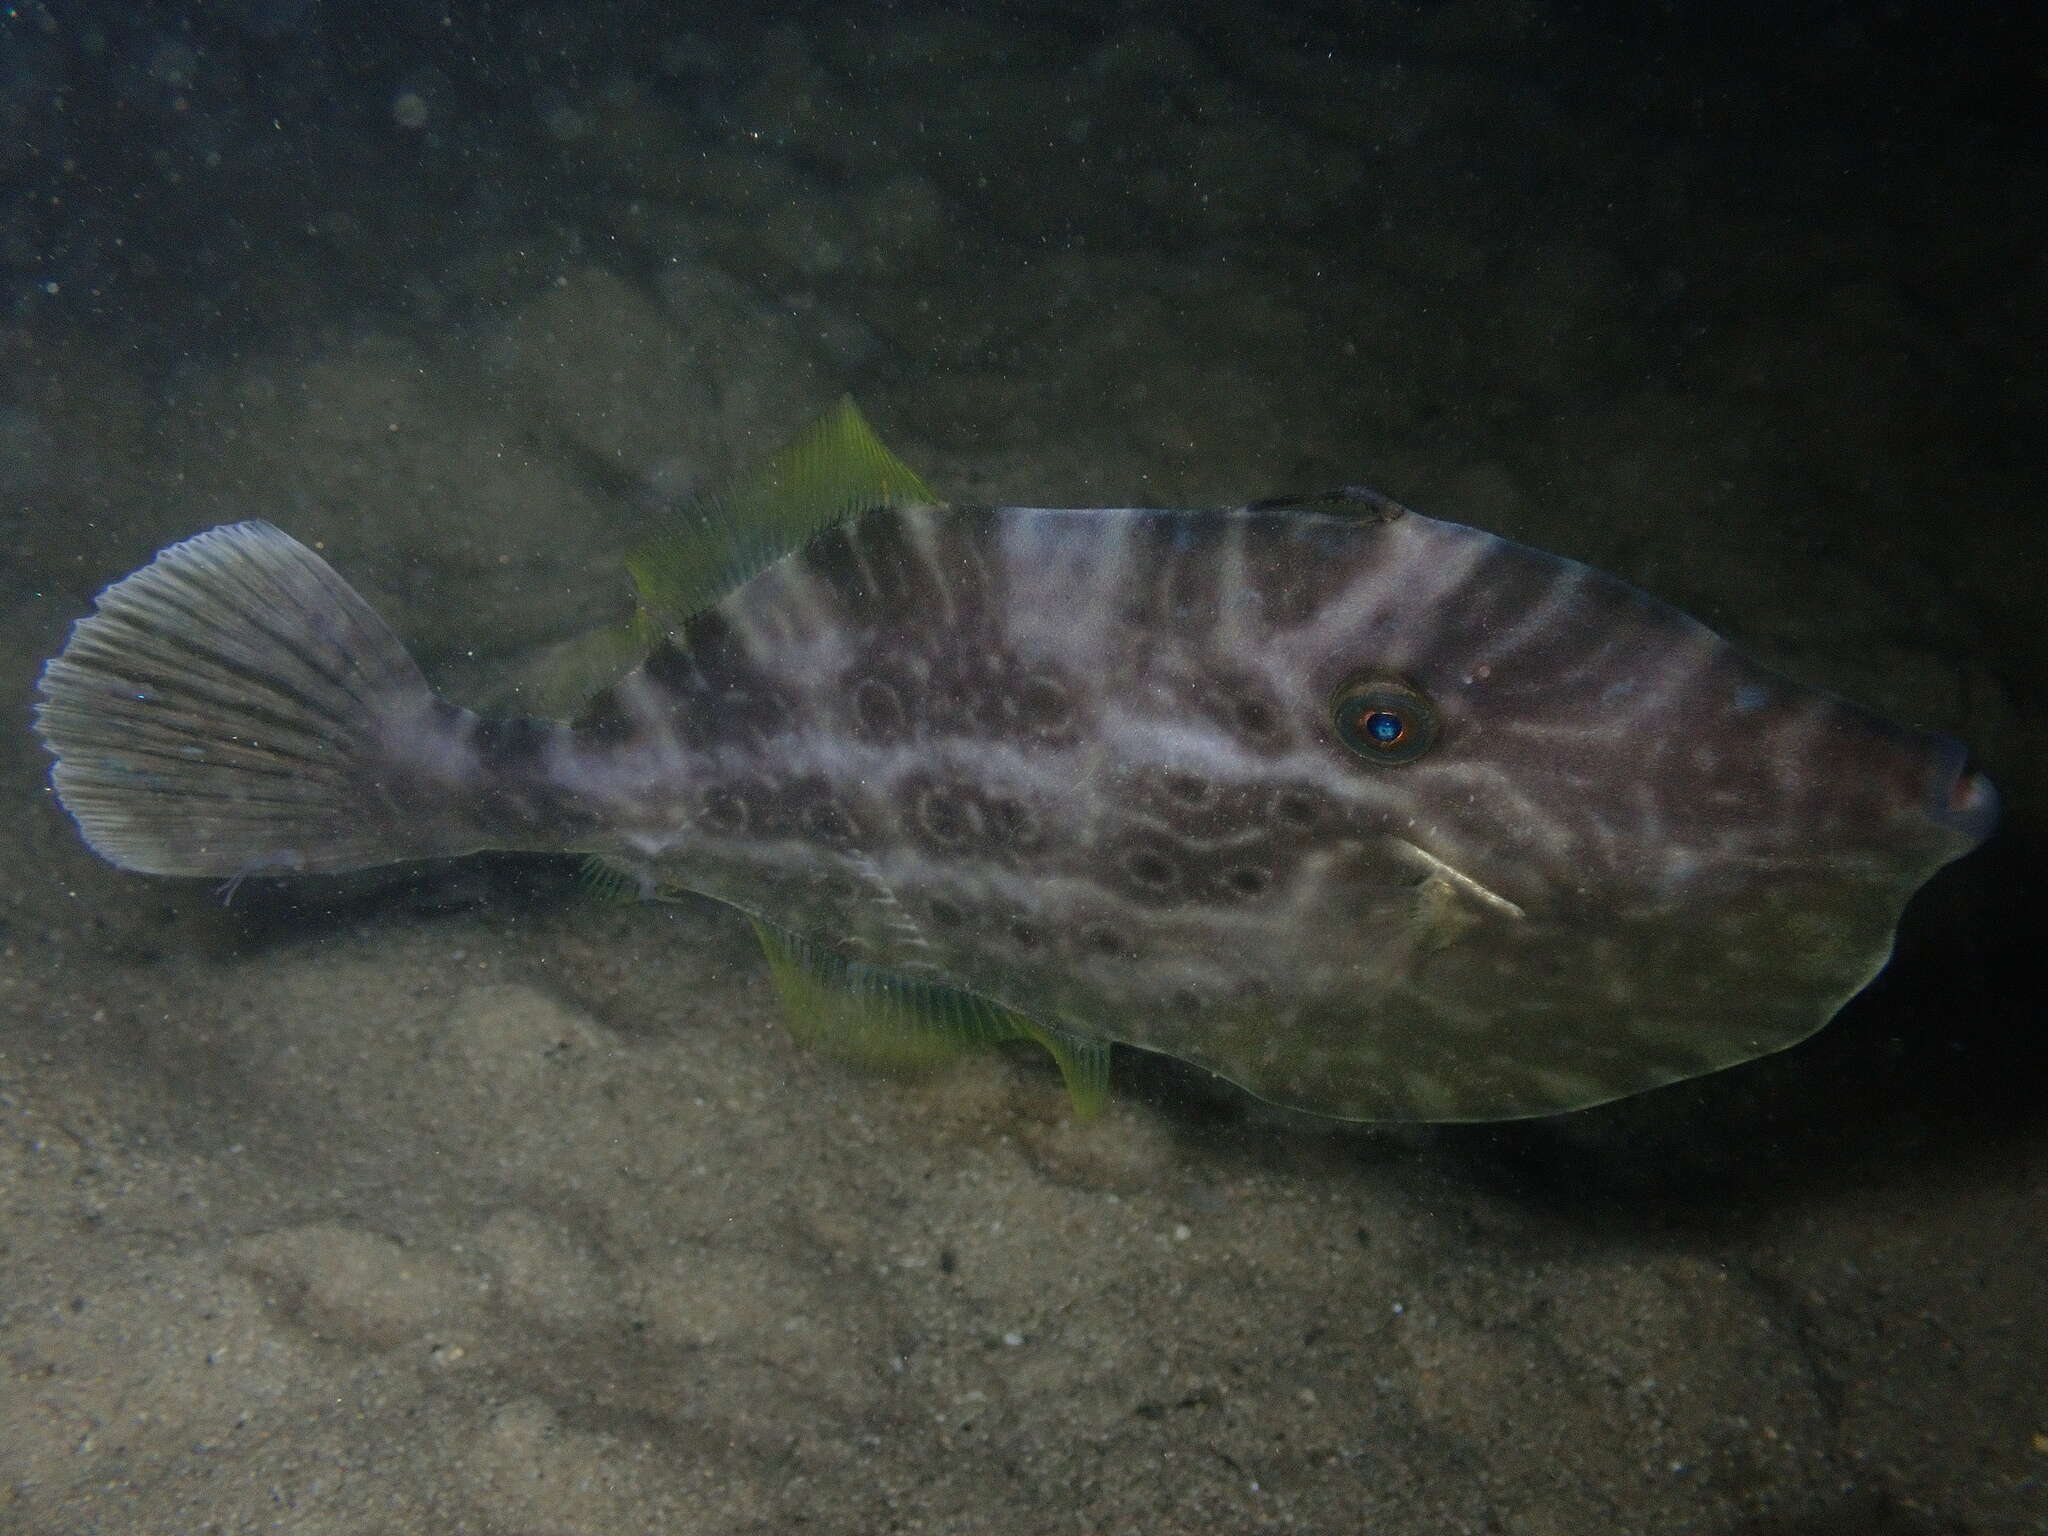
[751, 921, 1111, 1114]
[1015, 1020, 1112, 1118]
[577, 854, 644, 905]
[629, 397, 935, 627]
[580, 854, 706, 906]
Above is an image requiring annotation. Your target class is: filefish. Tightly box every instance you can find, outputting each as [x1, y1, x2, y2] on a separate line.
[33, 402, 1998, 1122]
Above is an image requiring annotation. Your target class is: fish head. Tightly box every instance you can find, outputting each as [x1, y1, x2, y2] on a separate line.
[1302, 507, 1998, 908]
[1177, 500, 1998, 1120]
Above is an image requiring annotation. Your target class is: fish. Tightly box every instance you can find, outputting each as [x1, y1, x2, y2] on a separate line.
[32, 401, 1999, 1122]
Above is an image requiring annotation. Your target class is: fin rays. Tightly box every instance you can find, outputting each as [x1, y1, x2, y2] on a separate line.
[491, 396, 934, 721]
[752, 920, 1110, 1115]
[628, 396, 934, 629]
[36, 521, 449, 876]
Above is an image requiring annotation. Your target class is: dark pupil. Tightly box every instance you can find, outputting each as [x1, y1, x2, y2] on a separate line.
[1362, 708, 1405, 746]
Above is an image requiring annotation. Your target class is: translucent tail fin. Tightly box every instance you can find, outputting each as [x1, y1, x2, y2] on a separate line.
[35, 521, 468, 877]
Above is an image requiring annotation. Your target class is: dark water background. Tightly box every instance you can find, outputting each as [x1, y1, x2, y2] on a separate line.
[2, 3, 2042, 1531]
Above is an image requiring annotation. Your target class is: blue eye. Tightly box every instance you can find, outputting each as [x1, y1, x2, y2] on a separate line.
[1331, 676, 1437, 765]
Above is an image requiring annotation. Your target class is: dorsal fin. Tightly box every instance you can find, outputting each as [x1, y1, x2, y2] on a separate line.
[628, 395, 934, 628]
[752, 921, 1111, 1115]
[1241, 485, 1410, 523]
[483, 397, 934, 720]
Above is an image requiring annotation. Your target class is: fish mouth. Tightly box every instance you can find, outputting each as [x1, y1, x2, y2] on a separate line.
[1926, 732, 2000, 846]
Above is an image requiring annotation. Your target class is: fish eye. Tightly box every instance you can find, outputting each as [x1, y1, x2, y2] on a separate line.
[1329, 675, 1438, 765]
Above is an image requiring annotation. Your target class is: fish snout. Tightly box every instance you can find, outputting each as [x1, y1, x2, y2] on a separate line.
[1926, 732, 2000, 846]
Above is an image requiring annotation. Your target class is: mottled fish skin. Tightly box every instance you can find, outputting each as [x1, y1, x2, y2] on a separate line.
[35, 498, 1996, 1122]
[412, 497, 1993, 1121]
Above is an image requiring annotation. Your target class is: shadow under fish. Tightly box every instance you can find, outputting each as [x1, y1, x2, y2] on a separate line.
[33, 400, 1999, 1122]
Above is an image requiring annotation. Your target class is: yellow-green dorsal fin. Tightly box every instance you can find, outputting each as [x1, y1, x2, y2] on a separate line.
[469, 399, 933, 723]
[628, 396, 935, 628]
[751, 921, 1110, 1114]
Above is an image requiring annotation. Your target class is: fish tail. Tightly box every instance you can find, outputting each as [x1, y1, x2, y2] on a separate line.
[36, 521, 489, 878]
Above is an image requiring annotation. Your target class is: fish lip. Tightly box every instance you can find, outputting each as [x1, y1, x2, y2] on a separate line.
[1926, 732, 2000, 846]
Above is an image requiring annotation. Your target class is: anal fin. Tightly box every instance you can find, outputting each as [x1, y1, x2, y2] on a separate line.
[1016, 1019, 1111, 1117]
[752, 921, 1109, 1116]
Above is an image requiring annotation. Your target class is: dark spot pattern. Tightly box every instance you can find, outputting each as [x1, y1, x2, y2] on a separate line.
[1267, 785, 1333, 833]
[1130, 662, 1295, 756]
[1128, 768, 1265, 838]
[1105, 831, 1189, 903]
[789, 779, 862, 849]
[697, 785, 752, 836]
[839, 653, 1085, 748]
[463, 715, 605, 839]
[1081, 926, 1126, 958]
[1004, 667, 1082, 746]
[849, 676, 912, 742]
[657, 618, 798, 750]
[699, 775, 863, 847]
[914, 782, 981, 848]
[981, 795, 1042, 850]
[900, 774, 1047, 859]
[1216, 863, 1275, 901]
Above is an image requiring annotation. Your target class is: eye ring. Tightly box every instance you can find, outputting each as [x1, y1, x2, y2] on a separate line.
[1329, 674, 1438, 765]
